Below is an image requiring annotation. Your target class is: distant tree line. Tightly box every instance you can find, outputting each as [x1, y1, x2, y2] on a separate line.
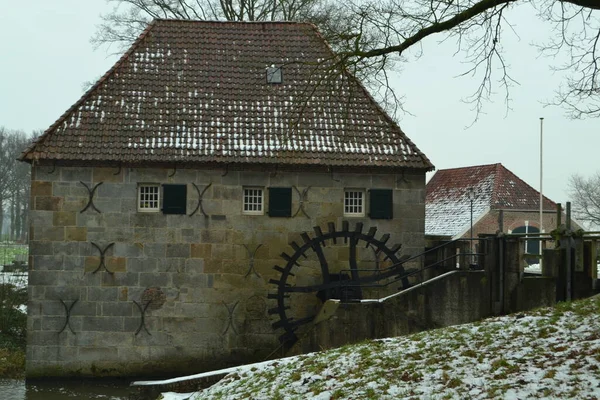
[0, 128, 37, 242]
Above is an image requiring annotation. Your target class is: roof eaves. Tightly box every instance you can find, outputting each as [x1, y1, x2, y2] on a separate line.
[451, 206, 491, 240]
[18, 20, 159, 163]
[312, 26, 435, 172]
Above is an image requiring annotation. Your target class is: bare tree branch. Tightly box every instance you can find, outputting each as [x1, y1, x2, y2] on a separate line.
[568, 172, 600, 228]
[92, 0, 600, 121]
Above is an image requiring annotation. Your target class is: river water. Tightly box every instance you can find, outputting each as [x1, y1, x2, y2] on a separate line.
[0, 379, 135, 399]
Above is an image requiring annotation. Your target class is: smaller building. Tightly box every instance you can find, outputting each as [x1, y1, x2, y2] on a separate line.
[425, 163, 559, 257]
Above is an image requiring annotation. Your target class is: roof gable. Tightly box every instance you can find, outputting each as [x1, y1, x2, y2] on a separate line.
[425, 163, 557, 236]
[21, 20, 433, 170]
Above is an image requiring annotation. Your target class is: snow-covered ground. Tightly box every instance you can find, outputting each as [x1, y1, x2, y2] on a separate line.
[161, 295, 600, 399]
[0, 271, 27, 290]
[524, 263, 541, 274]
[0, 271, 28, 315]
[524, 262, 600, 276]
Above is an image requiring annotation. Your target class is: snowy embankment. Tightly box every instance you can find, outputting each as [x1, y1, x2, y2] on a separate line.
[162, 296, 600, 399]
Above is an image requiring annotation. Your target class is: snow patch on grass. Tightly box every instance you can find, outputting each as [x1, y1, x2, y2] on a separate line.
[162, 296, 600, 399]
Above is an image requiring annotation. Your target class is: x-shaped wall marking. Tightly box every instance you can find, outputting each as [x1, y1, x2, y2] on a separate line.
[79, 181, 103, 213]
[243, 244, 263, 278]
[90, 242, 115, 274]
[222, 300, 239, 335]
[292, 186, 311, 218]
[189, 182, 212, 217]
[58, 299, 78, 335]
[133, 299, 153, 336]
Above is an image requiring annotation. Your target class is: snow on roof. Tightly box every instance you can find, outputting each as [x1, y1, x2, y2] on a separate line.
[426, 163, 557, 237]
[20, 20, 433, 170]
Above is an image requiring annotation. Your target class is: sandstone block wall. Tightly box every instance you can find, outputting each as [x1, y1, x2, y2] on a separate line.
[26, 165, 426, 377]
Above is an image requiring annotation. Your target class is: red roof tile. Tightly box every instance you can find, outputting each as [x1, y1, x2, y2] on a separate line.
[20, 20, 433, 170]
[426, 163, 557, 236]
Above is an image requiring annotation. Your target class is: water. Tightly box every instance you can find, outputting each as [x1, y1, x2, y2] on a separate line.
[0, 379, 135, 400]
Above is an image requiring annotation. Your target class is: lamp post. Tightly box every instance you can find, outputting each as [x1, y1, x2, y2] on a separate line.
[468, 187, 475, 265]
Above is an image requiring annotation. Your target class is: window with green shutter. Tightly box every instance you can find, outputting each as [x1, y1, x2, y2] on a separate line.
[162, 184, 187, 215]
[268, 187, 292, 217]
[369, 189, 393, 219]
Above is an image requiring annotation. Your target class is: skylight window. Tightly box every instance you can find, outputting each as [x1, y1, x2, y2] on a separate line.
[266, 65, 282, 84]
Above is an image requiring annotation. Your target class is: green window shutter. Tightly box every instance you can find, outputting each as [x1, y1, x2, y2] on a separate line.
[369, 189, 393, 219]
[162, 184, 187, 215]
[268, 187, 292, 217]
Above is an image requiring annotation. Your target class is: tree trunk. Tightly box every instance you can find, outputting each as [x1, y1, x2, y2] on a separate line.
[10, 194, 15, 241]
[14, 190, 21, 243]
[21, 186, 29, 242]
[20, 202, 27, 241]
[0, 196, 4, 240]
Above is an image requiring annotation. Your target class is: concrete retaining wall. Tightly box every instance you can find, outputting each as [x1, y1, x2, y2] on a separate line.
[294, 271, 491, 353]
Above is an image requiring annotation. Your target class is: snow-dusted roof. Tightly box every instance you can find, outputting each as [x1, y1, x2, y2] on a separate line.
[20, 20, 433, 170]
[426, 163, 557, 237]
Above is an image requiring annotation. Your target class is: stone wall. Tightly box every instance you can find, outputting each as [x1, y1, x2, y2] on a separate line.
[26, 165, 426, 377]
[297, 271, 492, 353]
[471, 210, 565, 238]
[295, 246, 559, 355]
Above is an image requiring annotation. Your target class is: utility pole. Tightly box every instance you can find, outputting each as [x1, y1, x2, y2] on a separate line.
[539, 117, 544, 267]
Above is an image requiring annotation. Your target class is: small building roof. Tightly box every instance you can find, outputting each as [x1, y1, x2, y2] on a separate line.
[425, 163, 557, 237]
[20, 20, 433, 171]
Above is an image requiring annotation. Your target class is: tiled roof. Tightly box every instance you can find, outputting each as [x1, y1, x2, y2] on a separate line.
[20, 20, 433, 170]
[425, 163, 557, 236]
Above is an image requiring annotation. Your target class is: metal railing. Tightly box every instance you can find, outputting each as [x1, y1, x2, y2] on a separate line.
[333, 237, 484, 298]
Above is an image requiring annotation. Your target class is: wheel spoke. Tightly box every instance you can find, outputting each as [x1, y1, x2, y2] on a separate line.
[349, 236, 359, 281]
[269, 222, 407, 349]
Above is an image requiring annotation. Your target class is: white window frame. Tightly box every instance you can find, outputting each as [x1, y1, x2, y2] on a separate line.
[138, 184, 161, 212]
[344, 189, 365, 217]
[243, 187, 264, 215]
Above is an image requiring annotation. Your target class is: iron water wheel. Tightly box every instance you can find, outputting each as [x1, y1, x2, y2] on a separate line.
[268, 221, 408, 349]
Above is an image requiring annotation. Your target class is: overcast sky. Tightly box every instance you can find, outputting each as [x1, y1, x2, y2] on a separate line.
[0, 0, 597, 207]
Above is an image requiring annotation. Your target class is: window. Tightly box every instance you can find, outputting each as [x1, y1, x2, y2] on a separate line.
[137, 183, 187, 214]
[243, 188, 264, 215]
[369, 189, 393, 219]
[512, 223, 540, 265]
[162, 184, 187, 215]
[268, 187, 292, 217]
[266, 65, 282, 84]
[138, 184, 160, 212]
[344, 190, 365, 216]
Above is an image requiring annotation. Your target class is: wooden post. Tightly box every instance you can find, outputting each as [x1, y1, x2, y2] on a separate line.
[566, 202, 572, 301]
[574, 238, 584, 273]
[498, 235, 505, 314]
